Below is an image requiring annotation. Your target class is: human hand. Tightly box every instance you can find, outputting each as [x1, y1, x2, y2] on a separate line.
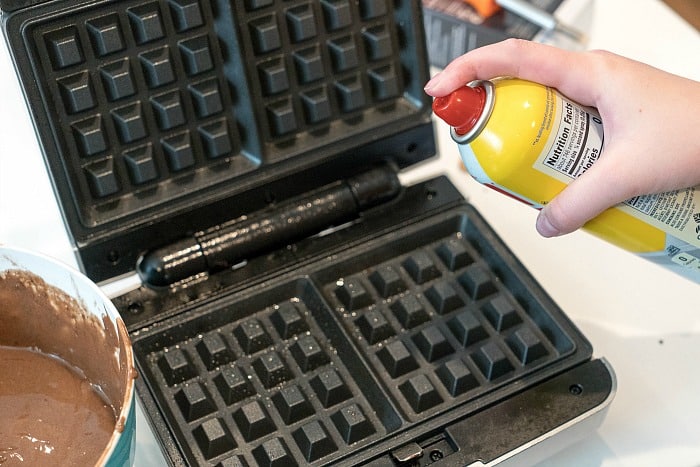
[424, 39, 700, 238]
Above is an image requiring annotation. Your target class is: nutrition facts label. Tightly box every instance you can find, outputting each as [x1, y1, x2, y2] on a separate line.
[535, 89, 604, 182]
[534, 90, 700, 251]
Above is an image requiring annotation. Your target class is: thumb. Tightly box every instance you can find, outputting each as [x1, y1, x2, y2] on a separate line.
[535, 153, 636, 237]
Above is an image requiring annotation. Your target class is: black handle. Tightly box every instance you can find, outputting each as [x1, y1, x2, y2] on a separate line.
[137, 166, 401, 287]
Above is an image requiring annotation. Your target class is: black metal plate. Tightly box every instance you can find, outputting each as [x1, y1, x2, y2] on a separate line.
[2, 0, 433, 280]
[130, 191, 592, 466]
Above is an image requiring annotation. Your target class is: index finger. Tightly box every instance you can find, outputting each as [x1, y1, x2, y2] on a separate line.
[424, 39, 600, 106]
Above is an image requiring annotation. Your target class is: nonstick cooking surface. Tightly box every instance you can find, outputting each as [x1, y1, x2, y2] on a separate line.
[14, 0, 427, 229]
[133, 210, 587, 466]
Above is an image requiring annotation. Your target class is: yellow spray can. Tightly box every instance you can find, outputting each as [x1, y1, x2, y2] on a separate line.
[432, 78, 700, 283]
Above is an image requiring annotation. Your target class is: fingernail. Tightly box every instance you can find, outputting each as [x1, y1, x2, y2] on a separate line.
[536, 212, 561, 237]
[424, 72, 441, 93]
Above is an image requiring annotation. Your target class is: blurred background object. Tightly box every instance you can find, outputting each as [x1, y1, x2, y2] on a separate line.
[662, 0, 700, 30]
[422, 0, 593, 67]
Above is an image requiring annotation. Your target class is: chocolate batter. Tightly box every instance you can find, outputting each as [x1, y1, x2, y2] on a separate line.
[0, 269, 134, 466]
[0, 346, 115, 465]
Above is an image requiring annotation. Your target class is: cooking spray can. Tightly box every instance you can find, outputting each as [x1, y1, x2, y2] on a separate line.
[432, 78, 700, 283]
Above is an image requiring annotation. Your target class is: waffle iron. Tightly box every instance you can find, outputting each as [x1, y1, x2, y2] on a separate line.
[1, 1, 614, 465]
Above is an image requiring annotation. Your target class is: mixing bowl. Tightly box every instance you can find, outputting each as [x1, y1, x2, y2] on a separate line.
[0, 245, 136, 466]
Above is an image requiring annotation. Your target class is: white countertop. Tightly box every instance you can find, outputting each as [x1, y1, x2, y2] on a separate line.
[1, 1, 698, 466]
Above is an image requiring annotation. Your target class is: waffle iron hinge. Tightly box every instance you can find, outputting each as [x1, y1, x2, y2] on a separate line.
[136, 165, 402, 288]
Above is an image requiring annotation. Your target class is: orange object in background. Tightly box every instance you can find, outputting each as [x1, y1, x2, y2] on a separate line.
[462, 0, 587, 42]
[462, 0, 502, 18]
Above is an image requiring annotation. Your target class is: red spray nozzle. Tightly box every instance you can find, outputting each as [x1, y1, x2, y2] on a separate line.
[432, 85, 487, 135]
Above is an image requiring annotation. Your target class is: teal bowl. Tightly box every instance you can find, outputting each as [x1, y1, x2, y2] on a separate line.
[0, 245, 136, 466]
